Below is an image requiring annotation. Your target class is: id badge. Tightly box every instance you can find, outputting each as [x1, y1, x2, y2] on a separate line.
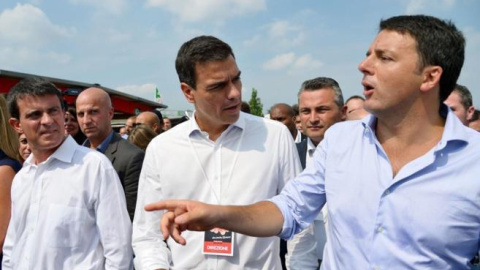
[203, 228, 234, 256]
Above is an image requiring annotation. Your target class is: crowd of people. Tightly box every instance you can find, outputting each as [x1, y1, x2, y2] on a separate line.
[0, 14, 479, 270]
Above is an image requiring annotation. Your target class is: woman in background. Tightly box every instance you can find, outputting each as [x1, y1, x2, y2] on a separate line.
[128, 125, 157, 151]
[0, 95, 22, 267]
[18, 133, 31, 163]
[65, 107, 86, 144]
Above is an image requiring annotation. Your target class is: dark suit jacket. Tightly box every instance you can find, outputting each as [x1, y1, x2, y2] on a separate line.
[104, 132, 145, 221]
[296, 139, 308, 170]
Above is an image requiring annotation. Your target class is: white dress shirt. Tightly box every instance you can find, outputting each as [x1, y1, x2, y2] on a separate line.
[294, 130, 303, 143]
[2, 136, 133, 269]
[133, 112, 302, 270]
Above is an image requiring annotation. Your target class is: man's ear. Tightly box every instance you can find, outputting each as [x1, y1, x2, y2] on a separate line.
[108, 107, 114, 120]
[181, 83, 195, 104]
[9, 118, 23, 133]
[340, 106, 347, 121]
[420, 66, 442, 93]
[466, 106, 475, 122]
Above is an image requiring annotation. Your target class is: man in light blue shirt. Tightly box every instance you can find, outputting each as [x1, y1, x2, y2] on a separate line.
[145, 15, 480, 269]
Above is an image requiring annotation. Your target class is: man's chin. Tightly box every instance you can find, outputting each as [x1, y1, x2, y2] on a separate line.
[224, 112, 240, 123]
[39, 137, 64, 150]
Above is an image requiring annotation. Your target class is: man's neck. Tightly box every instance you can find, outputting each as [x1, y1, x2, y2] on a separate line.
[195, 117, 229, 142]
[32, 137, 66, 165]
[311, 137, 322, 147]
[375, 103, 445, 146]
[89, 130, 111, 149]
[375, 102, 445, 177]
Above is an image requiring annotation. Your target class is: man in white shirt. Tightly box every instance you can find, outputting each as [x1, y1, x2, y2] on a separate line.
[132, 35, 301, 270]
[287, 77, 345, 269]
[3, 77, 133, 269]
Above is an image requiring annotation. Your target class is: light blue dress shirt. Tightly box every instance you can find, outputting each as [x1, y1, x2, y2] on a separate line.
[271, 106, 480, 270]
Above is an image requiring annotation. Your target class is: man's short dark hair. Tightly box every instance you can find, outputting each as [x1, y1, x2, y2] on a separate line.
[380, 15, 465, 102]
[298, 77, 344, 109]
[7, 76, 64, 119]
[175, 35, 235, 89]
[453, 84, 473, 110]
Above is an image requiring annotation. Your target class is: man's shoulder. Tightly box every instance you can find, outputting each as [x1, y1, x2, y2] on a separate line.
[243, 113, 289, 134]
[150, 120, 190, 145]
[326, 120, 365, 137]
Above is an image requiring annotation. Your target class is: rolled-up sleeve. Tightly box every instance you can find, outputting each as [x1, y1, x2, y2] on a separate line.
[269, 137, 328, 240]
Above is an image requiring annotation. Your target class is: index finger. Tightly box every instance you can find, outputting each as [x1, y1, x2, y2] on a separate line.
[145, 200, 183, 212]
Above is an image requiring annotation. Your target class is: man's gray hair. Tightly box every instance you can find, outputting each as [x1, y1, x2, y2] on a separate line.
[298, 77, 344, 109]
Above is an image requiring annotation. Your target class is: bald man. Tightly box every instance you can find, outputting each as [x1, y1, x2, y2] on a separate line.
[136, 111, 163, 134]
[76, 87, 144, 221]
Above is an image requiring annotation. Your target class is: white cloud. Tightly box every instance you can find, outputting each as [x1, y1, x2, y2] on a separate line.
[406, 0, 455, 14]
[69, 0, 128, 14]
[263, 52, 296, 70]
[145, 0, 266, 23]
[263, 53, 322, 71]
[104, 28, 132, 43]
[0, 4, 74, 67]
[0, 3, 75, 45]
[244, 20, 305, 50]
[0, 47, 72, 69]
[293, 54, 323, 69]
[116, 83, 157, 101]
[268, 21, 295, 38]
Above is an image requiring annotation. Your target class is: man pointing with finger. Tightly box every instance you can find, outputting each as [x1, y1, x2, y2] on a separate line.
[132, 36, 301, 270]
[145, 15, 480, 270]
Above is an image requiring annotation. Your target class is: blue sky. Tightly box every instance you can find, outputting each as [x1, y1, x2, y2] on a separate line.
[1, 0, 479, 114]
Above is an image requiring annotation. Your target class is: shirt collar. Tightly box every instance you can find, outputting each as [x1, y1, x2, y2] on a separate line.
[187, 111, 246, 138]
[360, 103, 468, 149]
[83, 131, 114, 153]
[25, 135, 77, 166]
[307, 137, 316, 154]
[436, 104, 469, 149]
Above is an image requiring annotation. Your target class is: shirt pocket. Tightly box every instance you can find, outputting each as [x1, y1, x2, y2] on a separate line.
[45, 204, 89, 248]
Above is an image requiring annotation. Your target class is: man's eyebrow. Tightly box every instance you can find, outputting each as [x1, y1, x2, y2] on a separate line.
[234, 71, 242, 79]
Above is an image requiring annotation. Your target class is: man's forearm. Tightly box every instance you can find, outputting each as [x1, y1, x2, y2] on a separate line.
[218, 201, 284, 237]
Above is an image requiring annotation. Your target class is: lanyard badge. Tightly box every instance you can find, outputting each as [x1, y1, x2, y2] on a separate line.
[203, 228, 235, 256]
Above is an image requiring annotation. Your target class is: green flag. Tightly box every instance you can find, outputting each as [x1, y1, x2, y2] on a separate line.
[155, 87, 163, 103]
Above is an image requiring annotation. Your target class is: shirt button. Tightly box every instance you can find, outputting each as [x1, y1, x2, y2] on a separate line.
[373, 266, 380, 270]
[385, 189, 390, 195]
[377, 226, 384, 233]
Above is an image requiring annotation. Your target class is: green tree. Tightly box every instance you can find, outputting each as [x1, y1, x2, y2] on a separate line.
[248, 88, 264, 117]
